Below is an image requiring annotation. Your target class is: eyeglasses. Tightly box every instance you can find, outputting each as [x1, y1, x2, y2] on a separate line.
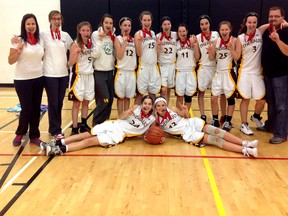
[269, 15, 281, 18]
[51, 18, 62, 21]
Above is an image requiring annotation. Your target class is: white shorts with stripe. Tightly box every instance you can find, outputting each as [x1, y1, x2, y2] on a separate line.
[212, 70, 236, 98]
[68, 73, 94, 101]
[182, 118, 205, 144]
[159, 63, 175, 88]
[137, 64, 161, 95]
[197, 65, 216, 91]
[175, 68, 197, 96]
[114, 69, 136, 99]
[237, 73, 265, 99]
[91, 121, 125, 146]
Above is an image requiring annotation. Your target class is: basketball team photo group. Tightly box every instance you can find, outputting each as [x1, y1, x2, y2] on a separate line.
[9, 7, 288, 155]
[1, 1, 288, 215]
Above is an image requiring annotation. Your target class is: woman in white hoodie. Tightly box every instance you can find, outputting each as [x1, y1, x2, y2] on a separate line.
[91, 13, 116, 126]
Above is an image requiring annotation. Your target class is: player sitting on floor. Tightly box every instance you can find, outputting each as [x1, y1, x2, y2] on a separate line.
[154, 96, 259, 157]
[40, 95, 155, 155]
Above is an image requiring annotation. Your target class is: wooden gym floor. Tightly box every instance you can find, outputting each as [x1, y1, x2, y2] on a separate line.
[0, 87, 287, 216]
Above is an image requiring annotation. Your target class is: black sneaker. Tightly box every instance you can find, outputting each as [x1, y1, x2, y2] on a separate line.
[71, 127, 79, 136]
[200, 115, 207, 123]
[222, 121, 232, 131]
[210, 119, 220, 127]
[79, 124, 91, 133]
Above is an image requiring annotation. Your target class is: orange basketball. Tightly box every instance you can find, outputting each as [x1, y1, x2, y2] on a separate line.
[144, 126, 165, 145]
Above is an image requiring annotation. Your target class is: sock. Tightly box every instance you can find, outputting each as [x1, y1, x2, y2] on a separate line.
[226, 116, 232, 122]
[61, 139, 66, 145]
[60, 145, 67, 153]
[81, 118, 87, 125]
[212, 115, 219, 120]
[253, 113, 261, 120]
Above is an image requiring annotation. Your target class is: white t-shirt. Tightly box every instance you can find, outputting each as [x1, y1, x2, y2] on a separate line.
[11, 41, 44, 80]
[40, 29, 73, 77]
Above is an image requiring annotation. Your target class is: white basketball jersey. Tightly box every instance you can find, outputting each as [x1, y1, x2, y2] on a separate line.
[156, 108, 187, 135]
[157, 31, 177, 64]
[139, 30, 157, 66]
[196, 31, 219, 67]
[118, 106, 155, 136]
[215, 38, 234, 72]
[71, 41, 93, 75]
[115, 35, 137, 71]
[176, 40, 196, 71]
[238, 29, 262, 75]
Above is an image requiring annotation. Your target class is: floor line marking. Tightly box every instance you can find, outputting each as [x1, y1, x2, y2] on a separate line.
[0, 156, 37, 193]
[200, 148, 226, 216]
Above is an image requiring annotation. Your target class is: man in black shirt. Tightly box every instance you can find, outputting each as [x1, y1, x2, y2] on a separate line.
[261, 6, 288, 144]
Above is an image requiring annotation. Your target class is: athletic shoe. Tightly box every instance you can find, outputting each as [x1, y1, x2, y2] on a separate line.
[46, 145, 63, 156]
[40, 139, 57, 151]
[222, 121, 232, 131]
[242, 147, 258, 157]
[13, 135, 23, 146]
[70, 127, 79, 136]
[269, 137, 287, 144]
[30, 138, 42, 146]
[53, 133, 65, 140]
[250, 115, 264, 128]
[257, 125, 272, 132]
[242, 140, 258, 148]
[79, 124, 91, 133]
[210, 119, 220, 127]
[240, 123, 254, 135]
[200, 115, 207, 123]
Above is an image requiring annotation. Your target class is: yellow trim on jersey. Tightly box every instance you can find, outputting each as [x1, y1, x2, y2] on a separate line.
[69, 62, 81, 101]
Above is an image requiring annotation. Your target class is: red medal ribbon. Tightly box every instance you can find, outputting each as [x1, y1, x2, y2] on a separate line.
[141, 109, 152, 119]
[245, 29, 256, 42]
[27, 32, 37, 45]
[50, 28, 61, 40]
[160, 32, 171, 41]
[180, 39, 190, 48]
[268, 24, 280, 34]
[86, 38, 92, 49]
[142, 28, 152, 38]
[107, 31, 115, 41]
[201, 32, 211, 42]
[122, 34, 133, 42]
[157, 111, 172, 124]
[219, 36, 230, 48]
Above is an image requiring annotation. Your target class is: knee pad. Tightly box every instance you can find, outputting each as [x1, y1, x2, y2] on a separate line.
[184, 95, 192, 103]
[205, 124, 226, 138]
[227, 98, 235, 105]
[207, 135, 224, 148]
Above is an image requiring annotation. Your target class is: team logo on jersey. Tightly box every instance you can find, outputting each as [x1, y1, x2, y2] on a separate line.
[102, 42, 113, 55]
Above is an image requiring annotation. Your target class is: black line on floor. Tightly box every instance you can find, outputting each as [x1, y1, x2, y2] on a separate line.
[0, 136, 29, 189]
[0, 117, 19, 130]
[0, 111, 46, 189]
[0, 156, 54, 215]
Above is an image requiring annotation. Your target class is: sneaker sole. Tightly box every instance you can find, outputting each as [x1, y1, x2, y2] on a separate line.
[240, 129, 254, 135]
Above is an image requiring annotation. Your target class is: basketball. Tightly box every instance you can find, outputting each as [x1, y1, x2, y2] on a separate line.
[144, 126, 165, 145]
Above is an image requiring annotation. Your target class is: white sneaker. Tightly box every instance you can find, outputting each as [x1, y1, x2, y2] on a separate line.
[40, 139, 56, 151]
[242, 147, 258, 157]
[242, 140, 258, 148]
[46, 145, 63, 156]
[240, 123, 254, 135]
[250, 115, 264, 128]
